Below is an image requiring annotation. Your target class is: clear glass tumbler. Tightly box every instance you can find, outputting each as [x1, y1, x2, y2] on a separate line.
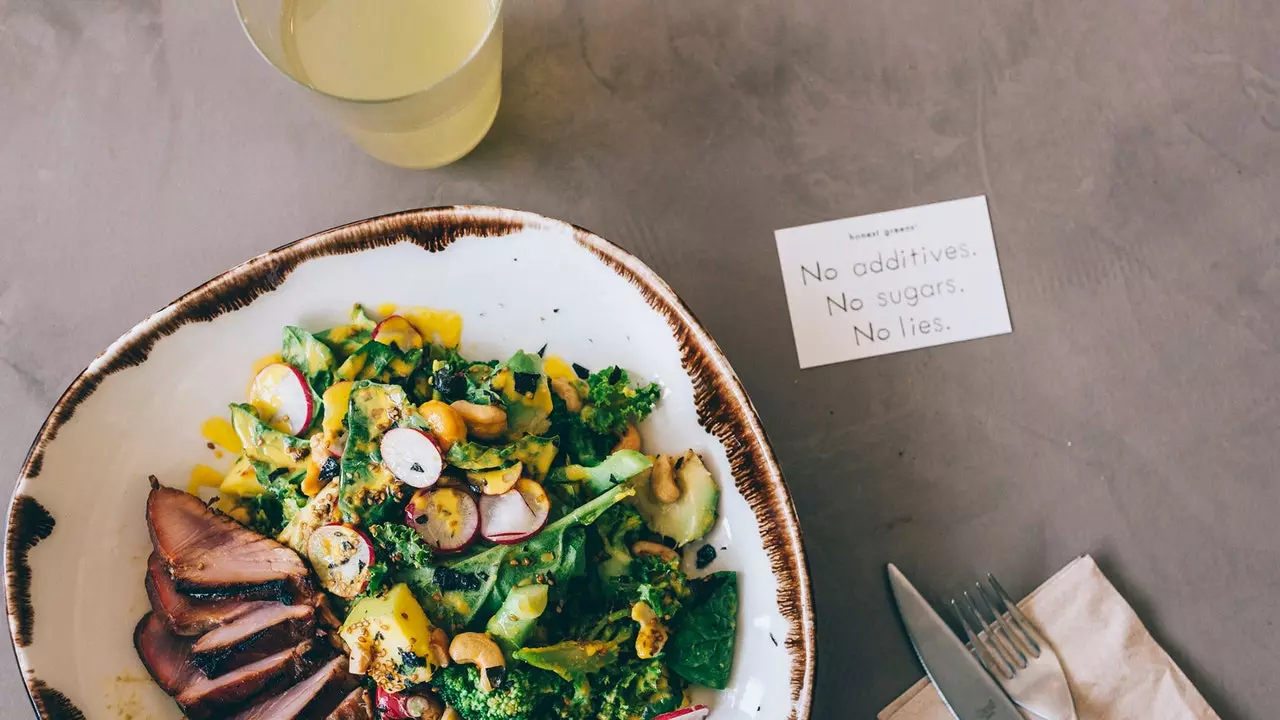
[236, 0, 503, 169]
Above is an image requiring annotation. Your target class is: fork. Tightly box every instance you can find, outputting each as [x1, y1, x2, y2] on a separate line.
[951, 575, 1078, 720]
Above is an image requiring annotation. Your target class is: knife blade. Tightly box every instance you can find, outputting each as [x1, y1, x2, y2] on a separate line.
[888, 564, 1024, 720]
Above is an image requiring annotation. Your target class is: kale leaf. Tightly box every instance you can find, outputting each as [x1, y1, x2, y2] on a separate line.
[580, 366, 661, 436]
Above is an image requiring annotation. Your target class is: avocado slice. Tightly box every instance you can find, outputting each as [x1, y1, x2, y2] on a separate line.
[630, 450, 719, 547]
[229, 404, 309, 471]
[549, 450, 653, 497]
[513, 639, 620, 681]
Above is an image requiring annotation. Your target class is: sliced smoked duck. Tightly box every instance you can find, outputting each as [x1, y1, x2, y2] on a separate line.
[191, 603, 316, 677]
[146, 552, 278, 636]
[134, 612, 199, 695]
[325, 687, 374, 720]
[147, 484, 308, 591]
[228, 656, 350, 720]
[176, 640, 315, 719]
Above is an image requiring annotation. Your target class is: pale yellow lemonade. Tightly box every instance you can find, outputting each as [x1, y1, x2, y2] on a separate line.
[280, 0, 501, 168]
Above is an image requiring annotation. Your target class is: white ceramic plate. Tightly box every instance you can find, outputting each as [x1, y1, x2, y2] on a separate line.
[4, 207, 815, 719]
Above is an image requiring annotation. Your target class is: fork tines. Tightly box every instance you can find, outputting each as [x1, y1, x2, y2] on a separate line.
[951, 574, 1045, 680]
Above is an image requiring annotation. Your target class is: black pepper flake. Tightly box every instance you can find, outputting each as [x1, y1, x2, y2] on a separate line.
[415, 515, 429, 524]
[537, 343, 547, 357]
[319, 457, 340, 481]
[410, 462, 424, 473]
[434, 566, 482, 592]
[206, 442, 216, 450]
[487, 666, 507, 689]
[553, 308, 560, 313]
[769, 632, 778, 646]
[571, 363, 590, 379]
[608, 366, 622, 384]
[513, 372, 539, 395]
[434, 371, 468, 401]
[695, 544, 717, 570]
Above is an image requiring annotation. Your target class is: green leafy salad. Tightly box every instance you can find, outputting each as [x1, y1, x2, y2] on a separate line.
[206, 304, 736, 720]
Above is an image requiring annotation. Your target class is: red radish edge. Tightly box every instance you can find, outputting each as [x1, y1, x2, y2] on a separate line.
[306, 524, 375, 598]
[250, 362, 314, 435]
[375, 686, 434, 719]
[405, 487, 480, 554]
[479, 479, 550, 545]
[380, 427, 443, 488]
[654, 706, 710, 720]
[372, 315, 423, 351]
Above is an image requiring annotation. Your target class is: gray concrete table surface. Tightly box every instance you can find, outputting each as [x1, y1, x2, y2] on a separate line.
[2, 0, 1278, 717]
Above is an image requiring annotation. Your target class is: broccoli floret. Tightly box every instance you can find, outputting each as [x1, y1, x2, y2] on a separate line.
[595, 659, 685, 720]
[432, 664, 561, 720]
[613, 554, 691, 621]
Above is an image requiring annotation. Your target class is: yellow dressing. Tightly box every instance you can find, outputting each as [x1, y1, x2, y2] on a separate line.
[398, 307, 463, 347]
[201, 417, 244, 454]
[543, 355, 578, 383]
[322, 381, 354, 434]
[187, 464, 225, 495]
[220, 456, 266, 497]
[248, 353, 284, 397]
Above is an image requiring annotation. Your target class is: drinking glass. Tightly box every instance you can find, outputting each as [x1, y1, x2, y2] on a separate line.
[236, 0, 504, 169]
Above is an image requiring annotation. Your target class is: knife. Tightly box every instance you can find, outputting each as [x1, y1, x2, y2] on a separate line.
[888, 564, 1024, 720]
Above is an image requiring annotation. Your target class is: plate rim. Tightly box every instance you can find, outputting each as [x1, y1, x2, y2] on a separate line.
[3, 205, 816, 719]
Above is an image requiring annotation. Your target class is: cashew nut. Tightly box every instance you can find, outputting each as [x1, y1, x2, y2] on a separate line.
[448, 632, 505, 692]
[418, 400, 468, 450]
[631, 540, 678, 563]
[649, 454, 680, 503]
[450, 401, 507, 440]
[614, 422, 641, 452]
[631, 601, 669, 659]
[442, 709, 461, 720]
[428, 627, 451, 669]
[550, 377, 583, 413]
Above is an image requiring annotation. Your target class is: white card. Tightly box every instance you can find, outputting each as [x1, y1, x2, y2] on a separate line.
[775, 196, 1011, 368]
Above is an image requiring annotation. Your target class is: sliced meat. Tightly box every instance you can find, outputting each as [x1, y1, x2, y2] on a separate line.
[134, 612, 199, 695]
[229, 656, 349, 720]
[147, 484, 308, 591]
[147, 552, 278, 636]
[177, 640, 315, 720]
[325, 687, 373, 720]
[191, 603, 316, 677]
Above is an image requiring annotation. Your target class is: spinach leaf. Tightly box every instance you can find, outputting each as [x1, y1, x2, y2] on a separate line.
[338, 381, 408, 524]
[246, 465, 308, 537]
[316, 304, 377, 359]
[282, 326, 335, 395]
[668, 571, 737, 689]
[336, 340, 422, 383]
[400, 482, 635, 633]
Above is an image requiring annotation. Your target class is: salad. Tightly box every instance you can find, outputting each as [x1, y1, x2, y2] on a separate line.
[204, 304, 736, 720]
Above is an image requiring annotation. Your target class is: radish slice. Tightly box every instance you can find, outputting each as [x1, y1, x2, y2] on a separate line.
[372, 315, 424, 351]
[375, 686, 437, 719]
[466, 462, 522, 496]
[306, 524, 374, 599]
[480, 479, 550, 545]
[405, 487, 479, 553]
[654, 706, 710, 720]
[249, 363, 313, 435]
[380, 428, 443, 488]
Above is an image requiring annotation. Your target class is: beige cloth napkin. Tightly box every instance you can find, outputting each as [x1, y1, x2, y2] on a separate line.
[878, 555, 1220, 720]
